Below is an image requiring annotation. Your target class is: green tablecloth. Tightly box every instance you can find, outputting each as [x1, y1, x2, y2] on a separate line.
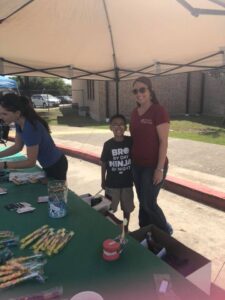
[0, 158, 209, 299]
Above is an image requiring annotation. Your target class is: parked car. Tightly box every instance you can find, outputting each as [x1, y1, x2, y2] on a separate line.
[0, 76, 19, 97]
[31, 94, 60, 108]
[57, 95, 73, 104]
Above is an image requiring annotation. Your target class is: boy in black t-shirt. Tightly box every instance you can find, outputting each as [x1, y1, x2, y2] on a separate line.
[101, 114, 134, 231]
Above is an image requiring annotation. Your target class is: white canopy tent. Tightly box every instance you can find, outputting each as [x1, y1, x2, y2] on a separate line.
[0, 0, 225, 79]
[0, 0, 225, 111]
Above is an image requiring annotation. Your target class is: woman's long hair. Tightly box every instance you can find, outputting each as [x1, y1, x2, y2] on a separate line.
[0, 94, 50, 133]
[133, 76, 159, 104]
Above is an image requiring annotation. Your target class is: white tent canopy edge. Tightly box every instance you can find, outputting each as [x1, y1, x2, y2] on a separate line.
[0, 0, 225, 80]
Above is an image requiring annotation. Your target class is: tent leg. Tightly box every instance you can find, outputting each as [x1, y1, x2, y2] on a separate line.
[185, 72, 191, 116]
[199, 72, 205, 115]
[116, 79, 119, 114]
[105, 81, 110, 120]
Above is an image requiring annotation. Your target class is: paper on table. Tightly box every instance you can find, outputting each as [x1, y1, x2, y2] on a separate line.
[9, 171, 46, 184]
[0, 187, 7, 195]
[154, 273, 181, 300]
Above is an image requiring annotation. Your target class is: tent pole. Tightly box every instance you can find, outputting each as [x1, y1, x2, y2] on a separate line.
[102, 0, 119, 114]
[25, 77, 30, 98]
[185, 73, 191, 116]
[116, 79, 119, 114]
[199, 72, 205, 115]
[0, 0, 34, 24]
[105, 81, 109, 119]
[115, 68, 119, 114]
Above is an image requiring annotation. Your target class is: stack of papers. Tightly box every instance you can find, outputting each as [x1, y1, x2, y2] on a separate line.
[9, 171, 46, 184]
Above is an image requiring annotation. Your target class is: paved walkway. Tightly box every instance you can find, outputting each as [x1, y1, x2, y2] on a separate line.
[50, 125, 225, 186]
[50, 125, 225, 210]
[8, 124, 225, 210]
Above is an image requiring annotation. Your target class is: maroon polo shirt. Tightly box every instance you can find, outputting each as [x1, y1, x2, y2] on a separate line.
[130, 104, 169, 168]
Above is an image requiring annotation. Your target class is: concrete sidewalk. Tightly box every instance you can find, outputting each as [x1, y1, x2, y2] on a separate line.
[50, 125, 225, 211]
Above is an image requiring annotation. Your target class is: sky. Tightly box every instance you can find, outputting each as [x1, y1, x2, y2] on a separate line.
[63, 79, 72, 85]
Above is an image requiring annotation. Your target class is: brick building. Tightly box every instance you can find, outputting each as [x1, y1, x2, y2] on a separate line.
[72, 71, 225, 121]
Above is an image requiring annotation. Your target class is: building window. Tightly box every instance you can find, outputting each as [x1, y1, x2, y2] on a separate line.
[87, 80, 95, 100]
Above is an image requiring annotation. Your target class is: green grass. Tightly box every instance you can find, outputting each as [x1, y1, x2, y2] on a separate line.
[37, 107, 104, 127]
[169, 115, 225, 145]
[37, 107, 225, 145]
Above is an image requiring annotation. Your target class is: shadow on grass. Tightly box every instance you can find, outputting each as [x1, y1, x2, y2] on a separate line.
[199, 128, 225, 138]
[59, 113, 225, 128]
[57, 114, 106, 127]
[38, 108, 225, 130]
[38, 107, 107, 127]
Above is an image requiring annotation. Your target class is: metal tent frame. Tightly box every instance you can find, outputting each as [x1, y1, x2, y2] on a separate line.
[1, 0, 225, 113]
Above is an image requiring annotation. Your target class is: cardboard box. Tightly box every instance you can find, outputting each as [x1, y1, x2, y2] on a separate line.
[130, 225, 211, 295]
[79, 194, 111, 213]
[79, 194, 124, 226]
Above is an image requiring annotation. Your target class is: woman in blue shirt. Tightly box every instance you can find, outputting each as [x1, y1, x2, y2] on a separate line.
[0, 94, 68, 180]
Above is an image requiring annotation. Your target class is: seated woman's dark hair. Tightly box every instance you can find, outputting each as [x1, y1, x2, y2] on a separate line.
[0, 94, 50, 133]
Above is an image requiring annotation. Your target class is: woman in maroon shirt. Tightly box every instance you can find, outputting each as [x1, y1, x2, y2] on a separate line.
[130, 76, 172, 234]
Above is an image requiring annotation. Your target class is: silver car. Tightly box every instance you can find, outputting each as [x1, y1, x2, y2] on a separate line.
[31, 94, 60, 108]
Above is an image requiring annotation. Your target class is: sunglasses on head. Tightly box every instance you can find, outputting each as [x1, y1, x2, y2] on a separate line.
[132, 87, 147, 95]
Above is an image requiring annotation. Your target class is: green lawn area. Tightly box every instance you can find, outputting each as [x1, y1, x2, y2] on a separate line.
[37, 107, 225, 146]
[169, 115, 225, 145]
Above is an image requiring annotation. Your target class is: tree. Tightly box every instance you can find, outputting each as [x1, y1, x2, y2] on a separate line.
[12, 76, 71, 97]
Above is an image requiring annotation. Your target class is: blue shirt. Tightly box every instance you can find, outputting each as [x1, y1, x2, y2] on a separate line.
[16, 120, 62, 168]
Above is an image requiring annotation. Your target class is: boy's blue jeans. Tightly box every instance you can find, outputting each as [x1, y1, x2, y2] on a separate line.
[132, 165, 170, 234]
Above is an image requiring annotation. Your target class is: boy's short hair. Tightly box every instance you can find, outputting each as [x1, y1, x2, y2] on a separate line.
[109, 114, 127, 125]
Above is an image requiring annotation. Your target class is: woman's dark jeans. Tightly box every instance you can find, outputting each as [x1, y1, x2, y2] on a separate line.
[132, 164, 170, 234]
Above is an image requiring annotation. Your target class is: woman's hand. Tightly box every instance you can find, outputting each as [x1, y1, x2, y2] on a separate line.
[153, 169, 164, 185]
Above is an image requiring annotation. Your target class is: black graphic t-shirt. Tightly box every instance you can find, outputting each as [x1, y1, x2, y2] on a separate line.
[101, 136, 133, 188]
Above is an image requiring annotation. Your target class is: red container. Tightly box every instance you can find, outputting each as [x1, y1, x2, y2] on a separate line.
[102, 239, 120, 261]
